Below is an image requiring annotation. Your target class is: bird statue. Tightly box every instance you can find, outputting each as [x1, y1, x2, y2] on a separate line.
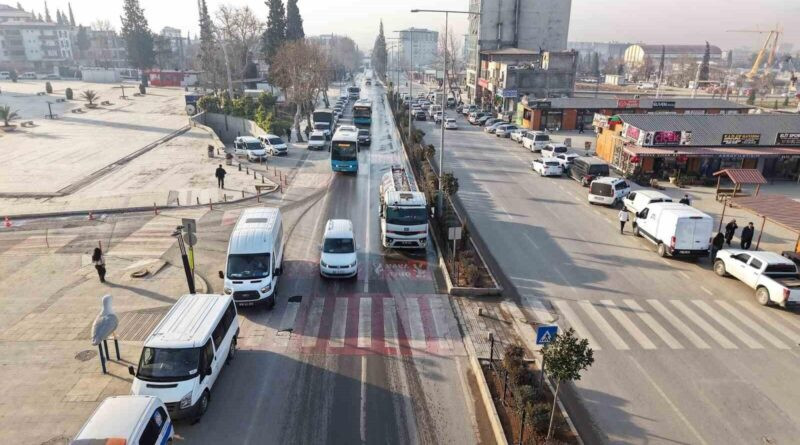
[91, 295, 119, 346]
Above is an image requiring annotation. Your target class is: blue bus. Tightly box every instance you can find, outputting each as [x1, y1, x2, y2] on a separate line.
[330, 128, 359, 173]
[352, 99, 372, 126]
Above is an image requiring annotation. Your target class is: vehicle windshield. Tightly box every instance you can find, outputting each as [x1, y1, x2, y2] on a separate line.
[386, 206, 427, 226]
[323, 238, 355, 254]
[245, 142, 262, 150]
[227, 253, 271, 279]
[551, 146, 567, 153]
[315, 123, 329, 130]
[535, 135, 550, 142]
[137, 347, 200, 381]
[310, 135, 325, 141]
[590, 182, 613, 197]
[332, 142, 358, 160]
[358, 130, 369, 136]
[268, 138, 284, 145]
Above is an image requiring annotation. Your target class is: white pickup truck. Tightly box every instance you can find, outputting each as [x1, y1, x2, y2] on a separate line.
[714, 250, 800, 307]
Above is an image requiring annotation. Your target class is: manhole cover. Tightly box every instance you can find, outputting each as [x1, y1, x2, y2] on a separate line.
[75, 350, 97, 362]
[288, 295, 302, 303]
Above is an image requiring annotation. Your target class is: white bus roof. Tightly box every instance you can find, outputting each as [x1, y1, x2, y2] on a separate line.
[386, 190, 426, 207]
[145, 294, 232, 349]
[73, 396, 161, 442]
[332, 129, 358, 142]
[230, 208, 281, 254]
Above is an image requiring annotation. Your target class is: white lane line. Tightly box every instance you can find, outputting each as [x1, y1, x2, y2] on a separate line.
[522, 232, 540, 249]
[599, 300, 656, 350]
[384, 301, 399, 352]
[328, 297, 348, 348]
[648, 300, 710, 349]
[623, 299, 683, 349]
[302, 297, 326, 348]
[279, 301, 300, 333]
[678, 271, 691, 280]
[700, 286, 714, 296]
[552, 300, 601, 350]
[360, 355, 367, 444]
[735, 301, 800, 344]
[358, 297, 372, 348]
[579, 301, 629, 350]
[691, 300, 763, 349]
[670, 300, 737, 349]
[428, 297, 451, 353]
[406, 298, 426, 351]
[363, 145, 372, 294]
[660, 258, 671, 266]
[715, 300, 788, 349]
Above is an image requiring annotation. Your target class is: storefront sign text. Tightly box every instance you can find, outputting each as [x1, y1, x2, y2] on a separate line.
[592, 113, 609, 128]
[721, 133, 761, 145]
[651, 100, 676, 110]
[529, 101, 551, 109]
[617, 99, 640, 108]
[477, 78, 489, 88]
[624, 123, 641, 141]
[499, 89, 518, 98]
[776, 132, 800, 146]
[643, 131, 683, 146]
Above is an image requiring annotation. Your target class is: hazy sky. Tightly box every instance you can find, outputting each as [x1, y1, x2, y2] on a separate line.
[18, 0, 800, 52]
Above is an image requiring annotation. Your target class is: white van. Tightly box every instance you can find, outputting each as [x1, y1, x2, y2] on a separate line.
[588, 177, 630, 206]
[632, 202, 713, 258]
[234, 136, 267, 162]
[0, 71, 10, 80]
[258, 134, 288, 156]
[129, 294, 239, 421]
[319, 219, 358, 278]
[72, 395, 173, 445]
[522, 131, 551, 152]
[220, 207, 284, 309]
[623, 190, 674, 215]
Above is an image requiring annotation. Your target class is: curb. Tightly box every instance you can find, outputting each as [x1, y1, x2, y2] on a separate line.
[429, 225, 503, 297]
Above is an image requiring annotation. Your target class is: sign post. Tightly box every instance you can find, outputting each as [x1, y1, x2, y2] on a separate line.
[182, 218, 197, 290]
[536, 325, 559, 346]
[448, 226, 463, 282]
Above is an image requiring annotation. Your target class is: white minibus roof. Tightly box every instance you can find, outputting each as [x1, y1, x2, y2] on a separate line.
[145, 294, 232, 349]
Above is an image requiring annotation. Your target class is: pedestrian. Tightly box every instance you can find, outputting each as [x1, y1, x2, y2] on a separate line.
[92, 247, 106, 283]
[618, 209, 629, 234]
[285, 127, 292, 143]
[679, 194, 691, 206]
[215, 164, 226, 189]
[711, 232, 725, 261]
[741, 222, 755, 250]
[578, 122, 585, 134]
[724, 219, 738, 246]
[304, 124, 311, 142]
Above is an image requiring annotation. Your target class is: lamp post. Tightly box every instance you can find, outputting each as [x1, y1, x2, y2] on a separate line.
[412, 9, 481, 213]
[394, 29, 415, 144]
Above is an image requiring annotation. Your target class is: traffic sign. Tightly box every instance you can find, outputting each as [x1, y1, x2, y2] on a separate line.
[536, 325, 558, 345]
[182, 218, 197, 246]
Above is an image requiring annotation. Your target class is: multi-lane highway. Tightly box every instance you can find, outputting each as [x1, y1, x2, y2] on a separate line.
[418, 110, 800, 444]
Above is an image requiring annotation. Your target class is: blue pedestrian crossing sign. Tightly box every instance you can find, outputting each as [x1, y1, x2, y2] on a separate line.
[536, 325, 559, 345]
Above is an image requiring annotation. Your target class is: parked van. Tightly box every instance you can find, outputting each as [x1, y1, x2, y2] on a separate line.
[0, 71, 10, 80]
[258, 134, 288, 156]
[234, 136, 266, 162]
[129, 294, 239, 421]
[522, 131, 551, 152]
[221, 207, 284, 308]
[588, 177, 630, 206]
[632, 202, 713, 258]
[623, 190, 673, 215]
[319, 219, 358, 278]
[72, 395, 173, 445]
[569, 156, 610, 186]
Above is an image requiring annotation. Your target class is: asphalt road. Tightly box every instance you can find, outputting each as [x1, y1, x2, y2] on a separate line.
[177, 79, 486, 444]
[418, 111, 800, 444]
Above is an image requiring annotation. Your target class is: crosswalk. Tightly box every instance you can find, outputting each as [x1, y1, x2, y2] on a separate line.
[107, 208, 207, 258]
[525, 296, 800, 352]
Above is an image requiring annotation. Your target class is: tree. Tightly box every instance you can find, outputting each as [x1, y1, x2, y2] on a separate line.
[44, 1, 51, 22]
[0, 105, 19, 127]
[68, 2, 76, 26]
[261, 0, 286, 64]
[658, 45, 666, 81]
[372, 20, 388, 81]
[591, 52, 600, 78]
[15, 2, 22, 10]
[56, 9, 63, 25]
[121, 0, 156, 75]
[91, 19, 113, 32]
[699, 41, 711, 82]
[81, 90, 99, 105]
[747, 88, 756, 105]
[285, 0, 304, 41]
[198, 0, 219, 87]
[75, 26, 90, 60]
[542, 328, 594, 440]
[154, 35, 173, 69]
[215, 5, 263, 83]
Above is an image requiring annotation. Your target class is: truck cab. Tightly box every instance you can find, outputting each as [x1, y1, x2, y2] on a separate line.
[379, 165, 428, 249]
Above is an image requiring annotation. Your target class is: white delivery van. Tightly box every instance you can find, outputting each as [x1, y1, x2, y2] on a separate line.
[588, 177, 630, 206]
[220, 207, 284, 309]
[129, 294, 239, 421]
[632, 202, 713, 258]
[234, 136, 267, 162]
[319, 219, 358, 278]
[623, 190, 673, 215]
[72, 395, 173, 445]
[258, 134, 288, 156]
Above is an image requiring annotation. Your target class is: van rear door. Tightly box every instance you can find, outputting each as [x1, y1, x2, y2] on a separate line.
[675, 217, 711, 251]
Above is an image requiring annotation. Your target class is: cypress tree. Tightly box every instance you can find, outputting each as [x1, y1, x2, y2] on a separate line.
[44, 1, 51, 22]
[262, 0, 286, 63]
[198, 0, 216, 77]
[372, 20, 387, 81]
[699, 41, 710, 81]
[68, 3, 76, 26]
[658, 45, 665, 79]
[285, 0, 304, 41]
[121, 0, 156, 73]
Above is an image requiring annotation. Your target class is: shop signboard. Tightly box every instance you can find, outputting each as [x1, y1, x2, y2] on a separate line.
[477, 78, 489, 88]
[643, 130, 683, 146]
[623, 123, 641, 142]
[499, 89, 518, 98]
[617, 99, 640, 108]
[651, 100, 676, 110]
[721, 133, 761, 145]
[776, 133, 800, 146]
[592, 113, 609, 128]
[529, 101, 551, 109]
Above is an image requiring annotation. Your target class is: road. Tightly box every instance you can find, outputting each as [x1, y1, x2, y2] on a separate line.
[177, 78, 487, 444]
[418, 110, 800, 444]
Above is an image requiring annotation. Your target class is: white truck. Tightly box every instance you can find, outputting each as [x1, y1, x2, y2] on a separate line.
[632, 202, 713, 258]
[713, 250, 800, 307]
[379, 165, 428, 249]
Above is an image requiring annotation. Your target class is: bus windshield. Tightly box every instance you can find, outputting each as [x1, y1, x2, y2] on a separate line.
[331, 142, 357, 161]
[353, 105, 371, 117]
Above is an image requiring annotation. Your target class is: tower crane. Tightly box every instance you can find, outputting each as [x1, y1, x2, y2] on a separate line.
[727, 27, 782, 79]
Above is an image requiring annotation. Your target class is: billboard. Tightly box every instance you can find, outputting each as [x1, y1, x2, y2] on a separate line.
[617, 99, 640, 108]
[776, 133, 800, 146]
[721, 133, 761, 145]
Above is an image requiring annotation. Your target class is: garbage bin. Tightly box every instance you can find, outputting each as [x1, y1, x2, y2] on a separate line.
[207, 145, 214, 158]
[225, 153, 233, 165]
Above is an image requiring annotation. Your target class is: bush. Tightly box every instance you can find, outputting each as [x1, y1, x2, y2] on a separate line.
[442, 173, 459, 196]
[529, 402, 552, 436]
[81, 89, 99, 105]
[45, 81, 52, 94]
[503, 345, 526, 379]
[65, 88, 73, 100]
[197, 96, 220, 113]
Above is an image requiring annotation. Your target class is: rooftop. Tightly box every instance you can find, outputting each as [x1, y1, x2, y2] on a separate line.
[630, 44, 723, 55]
[481, 48, 540, 56]
[524, 97, 750, 110]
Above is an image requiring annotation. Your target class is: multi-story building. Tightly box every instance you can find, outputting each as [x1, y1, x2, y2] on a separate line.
[568, 41, 631, 62]
[84, 29, 128, 68]
[158, 26, 186, 70]
[397, 27, 438, 69]
[466, 0, 572, 101]
[0, 4, 73, 72]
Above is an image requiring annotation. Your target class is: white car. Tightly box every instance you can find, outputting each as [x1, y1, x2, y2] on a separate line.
[623, 190, 673, 215]
[522, 131, 551, 152]
[20, 71, 37, 79]
[0, 71, 10, 80]
[531, 158, 564, 177]
[234, 136, 267, 161]
[510, 129, 529, 143]
[541, 143, 568, 158]
[307, 130, 328, 150]
[444, 118, 458, 130]
[495, 124, 519, 138]
[555, 153, 579, 170]
[588, 177, 631, 206]
[320, 219, 358, 278]
[259, 134, 288, 156]
[433, 111, 444, 123]
[714, 250, 800, 307]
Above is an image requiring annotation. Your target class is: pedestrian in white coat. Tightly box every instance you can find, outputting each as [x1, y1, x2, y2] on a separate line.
[618, 209, 629, 234]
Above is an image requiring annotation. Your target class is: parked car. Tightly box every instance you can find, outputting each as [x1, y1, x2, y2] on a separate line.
[234, 136, 267, 161]
[463, 105, 477, 116]
[307, 130, 328, 150]
[476, 115, 493, 126]
[510, 129, 529, 143]
[0, 71, 10, 80]
[259, 134, 288, 156]
[714, 250, 800, 307]
[357, 128, 371, 146]
[588, 177, 631, 206]
[623, 190, 674, 215]
[43, 74, 60, 80]
[531, 158, 564, 177]
[632, 202, 713, 258]
[495, 124, 519, 138]
[555, 153, 580, 170]
[468, 112, 487, 124]
[72, 396, 173, 445]
[485, 121, 509, 134]
[541, 143, 568, 158]
[483, 118, 503, 128]
[569, 156, 610, 186]
[20, 71, 37, 79]
[444, 118, 458, 130]
[522, 131, 551, 152]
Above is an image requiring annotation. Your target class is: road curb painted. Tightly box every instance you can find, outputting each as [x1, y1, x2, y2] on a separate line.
[429, 225, 503, 297]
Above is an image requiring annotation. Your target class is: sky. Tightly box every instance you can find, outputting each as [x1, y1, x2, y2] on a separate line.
[17, 0, 800, 52]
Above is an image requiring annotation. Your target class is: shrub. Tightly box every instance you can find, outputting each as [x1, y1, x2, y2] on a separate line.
[9, 71, 17, 82]
[0, 105, 19, 126]
[81, 89, 98, 105]
[503, 345, 526, 382]
[512, 384, 536, 414]
[197, 95, 220, 113]
[442, 173, 459, 196]
[65, 87, 73, 100]
[529, 402, 552, 435]
[45, 81, 52, 94]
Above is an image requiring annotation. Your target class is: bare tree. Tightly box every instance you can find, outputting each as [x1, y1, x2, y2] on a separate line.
[435, 29, 464, 100]
[214, 5, 264, 81]
[91, 19, 114, 32]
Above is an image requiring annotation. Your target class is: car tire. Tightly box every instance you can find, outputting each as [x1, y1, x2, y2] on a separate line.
[194, 390, 210, 423]
[657, 243, 667, 257]
[714, 260, 727, 277]
[227, 337, 236, 363]
[756, 287, 771, 306]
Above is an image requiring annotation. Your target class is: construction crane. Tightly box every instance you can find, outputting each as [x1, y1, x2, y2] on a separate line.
[727, 27, 782, 79]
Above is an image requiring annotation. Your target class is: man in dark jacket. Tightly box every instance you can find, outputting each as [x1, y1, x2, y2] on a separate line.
[679, 194, 691, 205]
[724, 219, 738, 246]
[215, 164, 226, 189]
[711, 232, 725, 261]
[740, 222, 755, 249]
[285, 127, 292, 143]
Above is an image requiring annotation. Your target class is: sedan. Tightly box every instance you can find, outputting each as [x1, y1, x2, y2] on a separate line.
[476, 115, 492, 126]
[495, 124, 519, 138]
[485, 121, 509, 134]
[357, 129, 371, 146]
[414, 110, 427, 121]
[531, 158, 564, 177]
[444, 118, 458, 130]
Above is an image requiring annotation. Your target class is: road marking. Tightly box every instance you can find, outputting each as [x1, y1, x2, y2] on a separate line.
[678, 271, 691, 280]
[328, 297, 348, 348]
[363, 145, 372, 294]
[714, 300, 788, 349]
[358, 297, 372, 348]
[700, 286, 714, 296]
[279, 300, 300, 333]
[429, 296, 453, 354]
[360, 355, 367, 444]
[552, 300, 600, 350]
[600, 299, 656, 349]
[301, 297, 325, 348]
[691, 300, 763, 349]
[630, 358, 710, 445]
[579, 301, 629, 350]
[623, 300, 684, 349]
[522, 232, 540, 249]
[647, 300, 710, 349]
[734, 301, 800, 344]
[406, 298, 426, 351]
[670, 300, 737, 349]
[525, 297, 557, 324]
[660, 258, 671, 266]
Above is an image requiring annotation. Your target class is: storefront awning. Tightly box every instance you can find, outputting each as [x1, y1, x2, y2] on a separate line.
[622, 144, 800, 158]
[712, 168, 767, 185]
[731, 194, 800, 234]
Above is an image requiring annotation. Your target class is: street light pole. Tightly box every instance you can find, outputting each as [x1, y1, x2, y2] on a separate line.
[394, 30, 416, 144]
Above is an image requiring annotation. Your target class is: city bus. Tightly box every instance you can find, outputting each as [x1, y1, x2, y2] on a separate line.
[348, 86, 360, 100]
[330, 128, 359, 173]
[352, 99, 372, 126]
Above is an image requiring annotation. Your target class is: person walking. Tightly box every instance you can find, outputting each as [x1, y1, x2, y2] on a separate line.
[679, 194, 691, 205]
[578, 122, 585, 134]
[285, 127, 292, 143]
[711, 232, 725, 261]
[724, 219, 738, 246]
[618, 209, 629, 234]
[740, 222, 755, 250]
[215, 164, 226, 189]
[304, 124, 311, 142]
[92, 247, 106, 283]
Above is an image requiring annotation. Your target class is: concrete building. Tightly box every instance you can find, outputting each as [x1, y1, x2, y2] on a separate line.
[157, 26, 186, 70]
[568, 41, 631, 62]
[466, 0, 572, 101]
[397, 27, 438, 69]
[623, 44, 722, 75]
[0, 3, 74, 72]
[83, 29, 127, 68]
